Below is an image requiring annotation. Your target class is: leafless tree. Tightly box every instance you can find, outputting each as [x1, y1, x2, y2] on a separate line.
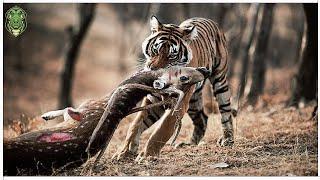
[292, 5, 306, 64]
[247, 4, 275, 105]
[59, 4, 96, 108]
[238, 3, 261, 99]
[288, 3, 317, 106]
[228, 5, 248, 79]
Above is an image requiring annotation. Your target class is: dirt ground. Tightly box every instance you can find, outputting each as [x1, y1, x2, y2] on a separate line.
[3, 4, 318, 176]
[55, 102, 317, 176]
[5, 92, 318, 176]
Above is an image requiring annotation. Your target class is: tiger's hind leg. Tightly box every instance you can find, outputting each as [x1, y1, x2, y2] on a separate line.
[209, 70, 234, 147]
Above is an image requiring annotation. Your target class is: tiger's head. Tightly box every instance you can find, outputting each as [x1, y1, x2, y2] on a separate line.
[142, 16, 198, 70]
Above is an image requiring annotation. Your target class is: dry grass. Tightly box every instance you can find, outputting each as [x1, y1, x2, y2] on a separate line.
[5, 94, 317, 176]
[54, 102, 317, 176]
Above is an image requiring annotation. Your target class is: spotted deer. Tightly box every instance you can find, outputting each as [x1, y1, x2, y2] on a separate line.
[4, 66, 209, 175]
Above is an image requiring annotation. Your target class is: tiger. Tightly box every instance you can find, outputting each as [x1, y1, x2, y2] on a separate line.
[113, 16, 234, 160]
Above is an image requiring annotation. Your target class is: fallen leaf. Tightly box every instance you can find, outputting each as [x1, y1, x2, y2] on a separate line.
[286, 173, 296, 176]
[209, 162, 229, 168]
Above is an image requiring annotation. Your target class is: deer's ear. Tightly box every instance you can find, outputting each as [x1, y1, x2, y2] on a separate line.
[150, 15, 162, 33]
[67, 109, 82, 121]
[181, 25, 198, 41]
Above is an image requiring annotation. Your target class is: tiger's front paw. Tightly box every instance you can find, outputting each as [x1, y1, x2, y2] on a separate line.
[217, 136, 234, 147]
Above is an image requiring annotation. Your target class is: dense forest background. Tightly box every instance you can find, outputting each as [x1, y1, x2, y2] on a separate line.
[3, 3, 318, 175]
[4, 3, 316, 122]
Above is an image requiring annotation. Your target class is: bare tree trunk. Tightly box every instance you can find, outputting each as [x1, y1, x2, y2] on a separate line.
[288, 3, 317, 106]
[238, 4, 261, 98]
[181, 3, 190, 19]
[59, 4, 96, 108]
[217, 4, 231, 26]
[293, 6, 306, 64]
[247, 4, 275, 105]
[228, 5, 247, 79]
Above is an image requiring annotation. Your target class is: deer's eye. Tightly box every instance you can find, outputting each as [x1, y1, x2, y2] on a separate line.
[180, 76, 189, 82]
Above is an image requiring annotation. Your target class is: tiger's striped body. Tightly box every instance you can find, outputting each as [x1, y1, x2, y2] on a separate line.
[114, 17, 234, 160]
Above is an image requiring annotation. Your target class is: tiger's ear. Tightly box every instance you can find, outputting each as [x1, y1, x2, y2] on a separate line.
[150, 15, 162, 33]
[181, 25, 198, 41]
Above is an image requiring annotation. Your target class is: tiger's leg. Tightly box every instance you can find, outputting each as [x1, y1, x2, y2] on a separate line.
[136, 87, 194, 161]
[209, 71, 234, 146]
[188, 88, 209, 145]
[112, 97, 165, 160]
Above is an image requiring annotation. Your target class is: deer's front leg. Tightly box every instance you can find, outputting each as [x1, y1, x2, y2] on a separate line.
[136, 86, 195, 162]
[112, 97, 151, 160]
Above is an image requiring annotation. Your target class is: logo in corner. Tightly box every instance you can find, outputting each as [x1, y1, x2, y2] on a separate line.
[5, 6, 27, 37]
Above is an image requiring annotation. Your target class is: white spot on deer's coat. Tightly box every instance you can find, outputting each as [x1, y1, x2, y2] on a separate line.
[54, 149, 59, 152]
[63, 144, 67, 147]
[80, 125, 84, 128]
[38, 149, 43, 152]
[47, 146, 52, 149]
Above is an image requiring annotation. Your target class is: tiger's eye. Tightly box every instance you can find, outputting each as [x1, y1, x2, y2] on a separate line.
[152, 46, 158, 55]
[181, 57, 188, 62]
[169, 54, 177, 59]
